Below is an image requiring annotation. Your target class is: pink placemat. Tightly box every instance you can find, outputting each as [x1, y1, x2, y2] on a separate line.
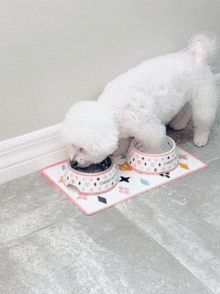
[41, 146, 207, 215]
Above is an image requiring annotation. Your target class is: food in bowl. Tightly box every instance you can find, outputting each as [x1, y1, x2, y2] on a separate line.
[127, 136, 179, 174]
[70, 157, 112, 173]
[63, 157, 118, 195]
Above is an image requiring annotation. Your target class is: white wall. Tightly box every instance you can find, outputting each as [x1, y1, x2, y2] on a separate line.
[1, 0, 220, 141]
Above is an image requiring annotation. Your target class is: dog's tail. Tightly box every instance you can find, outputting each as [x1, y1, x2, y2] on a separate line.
[187, 33, 218, 63]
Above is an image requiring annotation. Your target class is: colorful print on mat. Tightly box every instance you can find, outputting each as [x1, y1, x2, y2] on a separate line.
[40, 146, 208, 215]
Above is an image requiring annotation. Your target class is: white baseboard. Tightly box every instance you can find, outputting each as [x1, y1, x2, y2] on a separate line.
[0, 124, 67, 184]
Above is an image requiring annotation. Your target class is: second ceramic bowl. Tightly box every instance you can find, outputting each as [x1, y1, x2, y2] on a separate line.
[127, 136, 179, 174]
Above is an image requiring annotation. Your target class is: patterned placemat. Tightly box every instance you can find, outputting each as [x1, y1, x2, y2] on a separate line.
[41, 146, 207, 215]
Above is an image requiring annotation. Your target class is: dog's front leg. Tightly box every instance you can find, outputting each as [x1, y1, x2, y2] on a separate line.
[169, 102, 192, 131]
[134, 120, 166, 154]
[112, 137, 133, 156]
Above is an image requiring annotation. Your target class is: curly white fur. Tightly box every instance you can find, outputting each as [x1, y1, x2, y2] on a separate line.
[62, 34, 219, 166]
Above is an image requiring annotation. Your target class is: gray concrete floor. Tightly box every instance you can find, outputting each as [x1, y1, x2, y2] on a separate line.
[1, 108, 220, 294]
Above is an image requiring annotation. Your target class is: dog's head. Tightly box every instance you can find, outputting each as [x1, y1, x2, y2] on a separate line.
[61, 100, 119, 167]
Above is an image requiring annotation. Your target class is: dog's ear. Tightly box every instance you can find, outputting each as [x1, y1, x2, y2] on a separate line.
[61, 100, 119, 160]
[66, 144, 76, 161]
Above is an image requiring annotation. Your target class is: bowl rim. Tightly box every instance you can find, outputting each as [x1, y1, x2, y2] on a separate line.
[131, 136, 176, 157]
[67, 156, 115, 177]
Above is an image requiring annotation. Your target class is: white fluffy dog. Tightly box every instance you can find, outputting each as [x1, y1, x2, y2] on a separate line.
[62, 34, 219, 167]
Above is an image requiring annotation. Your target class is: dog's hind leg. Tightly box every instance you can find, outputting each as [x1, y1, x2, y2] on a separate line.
[169, 102, 192, 131]
[191, 80, 218, 147]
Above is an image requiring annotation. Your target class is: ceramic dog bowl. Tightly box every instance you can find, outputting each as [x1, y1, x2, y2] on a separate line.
[63, 157, 118, 196]
[127, 136, 179, 174]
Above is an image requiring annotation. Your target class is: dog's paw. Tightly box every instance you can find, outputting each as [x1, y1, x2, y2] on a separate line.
[193, 133, 209, 147]
[112, 144, 129, 157]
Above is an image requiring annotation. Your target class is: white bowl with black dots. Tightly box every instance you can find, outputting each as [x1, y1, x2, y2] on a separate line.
[127, 136, 179, 175]
[63, 157, 118, 196]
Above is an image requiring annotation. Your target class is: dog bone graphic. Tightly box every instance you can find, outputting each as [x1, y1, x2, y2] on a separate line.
[118, 161, 132, 171]
[119, 186, 130, 195]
